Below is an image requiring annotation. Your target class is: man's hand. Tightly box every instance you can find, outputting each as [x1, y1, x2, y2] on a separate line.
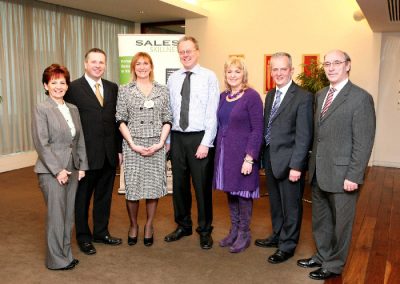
[343, 179, 358, 191]
[195, 145, 209, 159]
[289, 169, 301, 182]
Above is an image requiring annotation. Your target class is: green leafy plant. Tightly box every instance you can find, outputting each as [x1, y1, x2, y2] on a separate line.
[296, 59, 329, 94]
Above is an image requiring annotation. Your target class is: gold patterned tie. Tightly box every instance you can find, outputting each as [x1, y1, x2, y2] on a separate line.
[95, 83, 103, 107]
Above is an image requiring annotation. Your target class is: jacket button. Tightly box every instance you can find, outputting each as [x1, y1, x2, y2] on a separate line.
[150, 121, 153, 124]
[140, 107, 143, 110]
[70, 144, 73, 148]
[140, 121, 144, 124]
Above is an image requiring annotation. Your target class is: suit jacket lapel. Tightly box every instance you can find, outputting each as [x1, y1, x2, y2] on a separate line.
[273, 83, 295, 120]
[265, 89, 275, 121]
[46, 97, 72, 140]
[320, 81, 352, 122]
[102, 80, 110, 107]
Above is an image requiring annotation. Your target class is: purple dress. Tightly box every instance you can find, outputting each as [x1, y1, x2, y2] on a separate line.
[214, 90, 262, 199]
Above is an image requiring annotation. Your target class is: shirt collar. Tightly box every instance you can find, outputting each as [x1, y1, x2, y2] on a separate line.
[276, 80, 292, 96]
[180, 64, 200, 75]
[84, 73, 102, 88]
[330, 78, 348, 93]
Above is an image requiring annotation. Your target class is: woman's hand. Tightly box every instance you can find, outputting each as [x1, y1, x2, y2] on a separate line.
[78, 170, 85, 181]
[241, 155, 254, 175]
[142, 142, 163, 157]
[56, 169, 71, 185]
[241, 161, 253, 175]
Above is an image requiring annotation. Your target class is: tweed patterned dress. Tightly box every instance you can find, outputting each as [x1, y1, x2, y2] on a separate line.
[116, 81, 172, 201]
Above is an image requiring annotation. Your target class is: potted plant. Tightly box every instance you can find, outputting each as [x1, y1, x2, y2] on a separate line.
[296, 59, 329, 94]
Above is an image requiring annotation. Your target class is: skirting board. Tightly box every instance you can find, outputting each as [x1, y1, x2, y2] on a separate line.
[0, 151, 37, 173]
[372, 161, 400, 168]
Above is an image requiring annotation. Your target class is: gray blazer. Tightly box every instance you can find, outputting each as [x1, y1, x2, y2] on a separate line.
[308, 80, 376, 192]
[32, 97, 88, 176]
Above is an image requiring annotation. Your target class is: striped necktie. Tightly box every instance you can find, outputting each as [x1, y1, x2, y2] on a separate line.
[320, 87, 336, 118]
[265, 89, 282, 145]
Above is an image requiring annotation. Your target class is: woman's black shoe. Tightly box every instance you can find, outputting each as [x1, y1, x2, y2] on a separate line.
[144, 226, 154, 247]
[128, 227, 138, 246]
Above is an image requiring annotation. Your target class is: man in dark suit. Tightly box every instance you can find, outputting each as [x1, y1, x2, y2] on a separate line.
[64, 48, 122, 255]
[255, 52, 313, 264]
[297, 50, 376, 280]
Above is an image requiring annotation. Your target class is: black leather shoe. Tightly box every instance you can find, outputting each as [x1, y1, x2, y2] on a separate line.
[128, 227, 138, 246]
[93, 235, 122, 245]
[144, 226, 154, 247]
[200, 234, 213, 249]
[255, 237, 278, 248]
[164, 227, 192, 242]
[309, 268, 340, 280]
[267, 249, 294, 264]
[78, 241, 96, 255]
[128, 235, 138, 246]
[48, 261, 76, 271]
[297, 257, 322, 268]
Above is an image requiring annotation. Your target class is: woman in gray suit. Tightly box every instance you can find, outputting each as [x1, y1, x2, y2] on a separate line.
[32, 64, 88, 270]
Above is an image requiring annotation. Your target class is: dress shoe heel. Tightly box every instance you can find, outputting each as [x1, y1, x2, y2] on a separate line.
[144, 226, 154, 247]
[128, 227, 138, 246]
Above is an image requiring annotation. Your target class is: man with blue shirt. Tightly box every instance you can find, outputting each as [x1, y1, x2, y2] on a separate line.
[164, 36, 220, 249]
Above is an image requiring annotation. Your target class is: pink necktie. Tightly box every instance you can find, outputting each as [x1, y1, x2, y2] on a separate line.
[320, 87, 336, 118]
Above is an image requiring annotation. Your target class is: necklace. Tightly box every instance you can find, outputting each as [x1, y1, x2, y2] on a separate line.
[226, 89, 243, 101]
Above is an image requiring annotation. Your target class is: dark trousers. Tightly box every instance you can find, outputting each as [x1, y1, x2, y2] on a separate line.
[75, 159, 116, 242]
[170, 131, 214, 234]
[264, 147, 304, 254]
[311, 177, 358, 274]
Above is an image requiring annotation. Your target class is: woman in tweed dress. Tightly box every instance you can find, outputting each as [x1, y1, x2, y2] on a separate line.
[116, 52, 172, 246]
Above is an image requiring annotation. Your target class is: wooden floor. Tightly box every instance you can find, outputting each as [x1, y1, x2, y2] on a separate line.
[0, 166, 399, 283]
[327, 166, 400, 284]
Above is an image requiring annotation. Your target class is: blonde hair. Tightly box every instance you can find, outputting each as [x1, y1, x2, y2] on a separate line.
[130, 52, 154, 81]
[224, 56, 249, 91]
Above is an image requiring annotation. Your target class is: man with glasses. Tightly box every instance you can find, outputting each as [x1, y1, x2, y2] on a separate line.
[164, 36, 220, 249]
[297, 50, 375, 280]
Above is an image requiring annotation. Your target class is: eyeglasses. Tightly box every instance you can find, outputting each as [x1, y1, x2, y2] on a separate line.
[178, 49, 196, 56]
[322, 60, 348, 68]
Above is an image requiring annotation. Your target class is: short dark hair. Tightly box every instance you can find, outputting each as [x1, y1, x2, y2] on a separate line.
[85, 48, 107, 61]
[42, 64, 70, 95]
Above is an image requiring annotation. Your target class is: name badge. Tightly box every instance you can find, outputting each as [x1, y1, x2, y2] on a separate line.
[144, 100, 154, 109]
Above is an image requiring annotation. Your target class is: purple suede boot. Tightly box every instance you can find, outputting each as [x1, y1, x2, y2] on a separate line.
[219, 195, 239, 247]
[230, 197, 253, 253]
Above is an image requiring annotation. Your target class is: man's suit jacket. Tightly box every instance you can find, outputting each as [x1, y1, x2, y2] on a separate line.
[32, 97, 88, 175]
[64, 76, 121, 170]
[308, 80, 376, 192]
[264, 82, 313, 179]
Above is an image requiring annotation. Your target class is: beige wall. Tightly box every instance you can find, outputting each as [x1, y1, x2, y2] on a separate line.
[2, 0, 399, 171]
[186, 0, 391, 165]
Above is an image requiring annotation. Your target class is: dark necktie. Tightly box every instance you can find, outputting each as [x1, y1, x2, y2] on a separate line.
[320, 87, 336, 118]
[265, 89, 282, 145]
[180, 71, 192, 131]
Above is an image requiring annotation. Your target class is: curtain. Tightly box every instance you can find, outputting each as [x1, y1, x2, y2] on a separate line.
[0, 0, 135, 155]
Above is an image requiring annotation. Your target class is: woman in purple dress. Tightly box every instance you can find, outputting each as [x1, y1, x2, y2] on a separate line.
[214, 56, 264, 253]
